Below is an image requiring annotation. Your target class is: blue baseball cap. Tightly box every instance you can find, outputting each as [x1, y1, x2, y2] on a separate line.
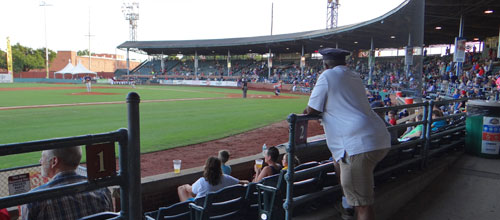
[319, 48, 351, 60]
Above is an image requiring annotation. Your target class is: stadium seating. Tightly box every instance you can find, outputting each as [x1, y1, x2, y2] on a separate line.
[140, 97, 466, 220]
[243, 183, 259, 220]
[256, 162, 338, 220]
[144, 201, 192, 220]
[189, 184, 248, 220]
[78, 212, 120, 220]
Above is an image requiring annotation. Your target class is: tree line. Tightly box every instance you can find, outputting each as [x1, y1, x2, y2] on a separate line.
[0, 43, 56, 73]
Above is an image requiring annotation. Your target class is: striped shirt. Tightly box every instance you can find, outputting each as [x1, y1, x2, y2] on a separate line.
[21, 171, 112, 220]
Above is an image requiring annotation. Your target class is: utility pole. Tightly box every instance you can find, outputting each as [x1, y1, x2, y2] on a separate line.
[40, 1, 53, 79]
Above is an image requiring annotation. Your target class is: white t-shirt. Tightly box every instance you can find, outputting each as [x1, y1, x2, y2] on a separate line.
[191, 174, 239, 199]
[308, 65, 390, 161]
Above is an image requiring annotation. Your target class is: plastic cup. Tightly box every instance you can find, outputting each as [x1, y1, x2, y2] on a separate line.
[173, 160, 182, 174]
[255, 159, 263, 169]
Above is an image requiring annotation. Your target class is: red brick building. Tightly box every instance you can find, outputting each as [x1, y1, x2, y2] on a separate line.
[13, 51, 141, 79]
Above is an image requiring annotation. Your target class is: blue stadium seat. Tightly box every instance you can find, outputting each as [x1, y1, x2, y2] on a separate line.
[189, 185, 247, 220]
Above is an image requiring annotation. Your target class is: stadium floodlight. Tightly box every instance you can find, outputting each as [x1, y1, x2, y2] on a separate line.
[121, 2, 139, 41]
[326, 0, 339, 29]
[40, 1, 53, 79]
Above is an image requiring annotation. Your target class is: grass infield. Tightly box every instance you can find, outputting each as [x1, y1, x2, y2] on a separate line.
[0, 83, 308, 169]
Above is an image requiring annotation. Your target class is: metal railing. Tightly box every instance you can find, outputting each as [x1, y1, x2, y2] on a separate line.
[0, 92, 142, 220]
[282, 98, 467, 220]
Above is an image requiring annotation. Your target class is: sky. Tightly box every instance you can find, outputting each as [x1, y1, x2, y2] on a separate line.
[0, 0, 404, 60]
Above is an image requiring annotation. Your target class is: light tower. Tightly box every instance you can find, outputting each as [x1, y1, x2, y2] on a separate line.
[326, 0, 339, 29]
[122, 2, 139, 41]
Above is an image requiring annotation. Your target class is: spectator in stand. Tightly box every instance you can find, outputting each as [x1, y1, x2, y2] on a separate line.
[218, 150, 231, 175]
[304, 48, 390, 220]
[388, 110, 397, 126]
[177, 157, 247, 202]
[431, 110, 447, 132]
[253, 146, 282, 182]
[383, 95, 392, 106]
[400, 114, 423, 140]
[282, 153, 300, 170]
[399, 109, 409, 119]
[21, 146, 112, 220]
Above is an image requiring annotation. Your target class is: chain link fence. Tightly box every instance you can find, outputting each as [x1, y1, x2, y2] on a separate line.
[0, 165, 87, 198]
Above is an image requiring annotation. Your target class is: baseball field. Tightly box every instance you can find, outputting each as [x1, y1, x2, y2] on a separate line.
[0, 83, 309, 169]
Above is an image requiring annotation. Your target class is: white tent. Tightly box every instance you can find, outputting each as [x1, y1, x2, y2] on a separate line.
[54, 59, 75, 75]
[71, 61, 97, 75]
[54, 60, 97, 79]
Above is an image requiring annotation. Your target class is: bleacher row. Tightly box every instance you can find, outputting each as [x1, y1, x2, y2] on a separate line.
[129, 59, 323, 80]
[0, 93, 466, 220]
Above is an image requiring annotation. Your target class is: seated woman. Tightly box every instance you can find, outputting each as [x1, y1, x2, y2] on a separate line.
[252, 146, 282, 182]
[177, 157, 247, 202]
[400, 114, 424, 140]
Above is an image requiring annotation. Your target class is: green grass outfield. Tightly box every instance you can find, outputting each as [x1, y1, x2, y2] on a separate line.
[0, 83, 308, 169]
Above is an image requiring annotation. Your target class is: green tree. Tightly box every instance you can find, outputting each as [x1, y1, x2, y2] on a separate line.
[77, 49, 89, 56]
[0, 49, 6, 69]
[10, 43, 56, 73]
[77, 49, 95, 56]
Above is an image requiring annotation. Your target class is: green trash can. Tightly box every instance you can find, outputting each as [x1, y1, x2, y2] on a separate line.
[465, 100, 500, 159]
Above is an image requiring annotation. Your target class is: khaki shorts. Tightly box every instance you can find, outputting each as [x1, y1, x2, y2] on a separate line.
[339, 148, 389, 206]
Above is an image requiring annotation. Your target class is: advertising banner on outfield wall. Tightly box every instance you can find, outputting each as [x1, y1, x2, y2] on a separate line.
[0, 74, 13, 83]
[159, 79, 238, 87]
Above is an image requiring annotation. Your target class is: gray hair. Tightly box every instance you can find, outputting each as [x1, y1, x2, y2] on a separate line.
[47, 146, 82, 168]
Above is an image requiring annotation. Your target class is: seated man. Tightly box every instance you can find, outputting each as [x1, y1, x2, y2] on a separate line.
[399, 114, 424, 141]
[21, 146, 112, 220]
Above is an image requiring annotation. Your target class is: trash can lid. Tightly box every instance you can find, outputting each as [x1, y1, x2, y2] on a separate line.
[467, 100, 500, 107]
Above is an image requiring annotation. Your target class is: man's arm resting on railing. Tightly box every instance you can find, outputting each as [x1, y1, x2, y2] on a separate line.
[303, 106, 322, 116]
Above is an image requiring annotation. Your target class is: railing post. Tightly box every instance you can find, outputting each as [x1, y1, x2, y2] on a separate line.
[125, 92, 141, 220]
[422, 100, 433, 168]
[284, 114, 297, 220]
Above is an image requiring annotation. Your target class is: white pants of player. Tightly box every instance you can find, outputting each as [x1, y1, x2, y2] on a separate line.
[86, 82, 91, 92]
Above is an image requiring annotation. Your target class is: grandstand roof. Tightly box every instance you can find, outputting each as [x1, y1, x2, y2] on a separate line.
[117, 0, 500, 55]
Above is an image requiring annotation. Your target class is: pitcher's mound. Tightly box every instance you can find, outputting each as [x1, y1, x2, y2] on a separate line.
[226, 94, 298, 99]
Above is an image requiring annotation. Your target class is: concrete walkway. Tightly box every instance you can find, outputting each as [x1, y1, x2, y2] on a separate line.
[389, 154, 500, 220]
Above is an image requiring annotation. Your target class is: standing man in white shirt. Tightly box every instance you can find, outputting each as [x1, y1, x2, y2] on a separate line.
[304, 48, 390, 220]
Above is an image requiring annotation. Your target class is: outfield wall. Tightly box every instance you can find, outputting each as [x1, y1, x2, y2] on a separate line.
[13, 78, 82, 84]
[13, 71, 115, 79]
[159, 79, 238, 87]
[0, 74, 13, 83]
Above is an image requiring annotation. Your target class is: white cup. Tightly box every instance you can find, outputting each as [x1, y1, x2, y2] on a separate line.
[173, 160, 182, 173]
